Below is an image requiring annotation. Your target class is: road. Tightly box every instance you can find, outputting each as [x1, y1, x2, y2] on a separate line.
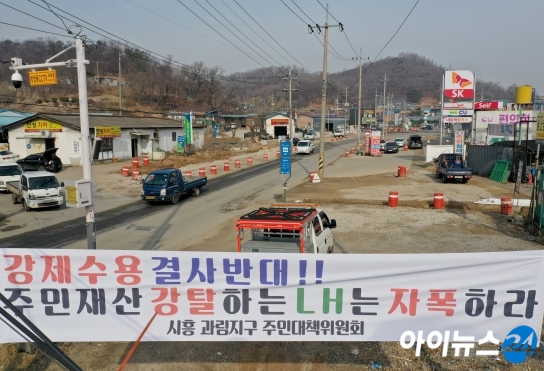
[0, 139, 352, 249]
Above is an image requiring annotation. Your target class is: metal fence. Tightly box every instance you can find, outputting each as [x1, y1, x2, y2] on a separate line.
[466, 145, 514, 177]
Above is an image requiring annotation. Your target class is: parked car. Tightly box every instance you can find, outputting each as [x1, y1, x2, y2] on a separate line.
[17, 148, 62, 173]
[384, 142, 399, 153]
[0, 163, 23, 192]
[394, 138, 405, 147]
[296, 140, 315, 154]
[379, 139, 386, 151]
[304, 130, 316, 140]
[333, 128, 345, 138]
[0, 150, 20, 163]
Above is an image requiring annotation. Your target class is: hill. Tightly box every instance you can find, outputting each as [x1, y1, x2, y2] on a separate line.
[0, 38, 516, 114]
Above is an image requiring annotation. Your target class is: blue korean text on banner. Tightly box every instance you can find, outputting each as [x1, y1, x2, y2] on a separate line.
[280, 140, 291, 175]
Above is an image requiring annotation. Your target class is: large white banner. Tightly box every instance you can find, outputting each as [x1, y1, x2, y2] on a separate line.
[1, 249, 544, 343]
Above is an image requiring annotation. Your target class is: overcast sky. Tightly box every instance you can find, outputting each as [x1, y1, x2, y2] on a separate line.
[1, 0, 543, 95]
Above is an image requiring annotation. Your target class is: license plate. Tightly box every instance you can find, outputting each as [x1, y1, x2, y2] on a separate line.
[145, 196, 156, 200]
[455, 176, 463, 179]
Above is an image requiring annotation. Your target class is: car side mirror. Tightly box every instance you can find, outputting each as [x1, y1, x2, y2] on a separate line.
[22, 185, 27, 191]
[329, 219, 337, 229]
[60, 182, 64, 187]
[169, 179, 174, 185]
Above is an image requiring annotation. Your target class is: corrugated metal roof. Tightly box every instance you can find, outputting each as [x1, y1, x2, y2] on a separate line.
[41, 114, 191, 129]
[0, 109, 36, 126]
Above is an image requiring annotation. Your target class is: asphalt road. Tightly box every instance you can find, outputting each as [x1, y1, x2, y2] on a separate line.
[0, 139, 355, 249]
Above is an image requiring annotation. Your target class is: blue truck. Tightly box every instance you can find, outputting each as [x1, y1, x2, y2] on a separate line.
[435, 154, 473, 183]
[141, 168, 207, 204]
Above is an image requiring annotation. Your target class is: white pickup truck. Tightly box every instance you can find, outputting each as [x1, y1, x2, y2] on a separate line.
[6, 171, 64, 211]
[235, 203, 337, 254]
[333, 128, 345, 138]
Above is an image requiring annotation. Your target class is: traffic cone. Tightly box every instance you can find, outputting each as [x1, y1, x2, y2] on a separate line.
[528, 173, 533, 185]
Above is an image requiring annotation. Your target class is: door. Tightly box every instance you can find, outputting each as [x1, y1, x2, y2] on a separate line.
[131, 138, 138, 157]
[22, 154, 41, 170]
[311, 216, 325, 253]
[318, 211, 333, 252]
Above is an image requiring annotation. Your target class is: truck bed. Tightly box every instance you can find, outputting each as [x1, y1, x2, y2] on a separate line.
[5, 181, 20, 195]
[182, 176, 207, 190]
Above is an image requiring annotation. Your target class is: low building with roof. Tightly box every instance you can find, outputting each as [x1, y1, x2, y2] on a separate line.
[2, 114, 206, 166]
[0, 109, 37, 151]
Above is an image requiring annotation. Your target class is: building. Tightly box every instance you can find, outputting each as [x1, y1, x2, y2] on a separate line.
[0, 109, 37, 150]
[2, 114, 207, 165]
[264, 113, 293, 138]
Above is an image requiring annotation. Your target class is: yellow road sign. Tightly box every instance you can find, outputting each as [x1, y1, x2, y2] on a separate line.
[28, 70, 57, 86]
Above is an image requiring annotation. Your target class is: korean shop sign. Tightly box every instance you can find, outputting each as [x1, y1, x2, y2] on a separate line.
[0, 249, 543, 343]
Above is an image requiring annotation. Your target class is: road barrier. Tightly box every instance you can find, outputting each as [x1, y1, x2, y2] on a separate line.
[224, 162, 230, 171]
[434, 193, 444, 209]
[143, 155, 150, 166]
[121, 166, 130, 177]
[388, 191, 399, 207]
[211, 165, 217, 175]
[199, 168, 205, 177]
[184, 170, 192, 177]
[309, 171, 317, 182]
[264, 153, 269, 161]
[501, 198, 513, 215]
[404, 144, 409, 151]
[132, 158, 139, 169]
[398, 166, 407, 177]
[277, 150, 280, 157]
[235, 159, 241, 168]
[345, 151, 350, 157]
[351, 147, 356, 153]
[247, 157, 253, 166]
[132, 170, 140, 180]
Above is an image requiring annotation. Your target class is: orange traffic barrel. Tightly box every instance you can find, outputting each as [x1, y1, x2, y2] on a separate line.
[132, 170, 140, 180]
[211, 165, 217, 175]
[331, 137, 334, 142]
[388, 191, 399, 207]
[143, 155, 150, 166]
[247, 157, 253, 166]
[264, 153, 269, 161]
[398, 166, 407, 177]
[434, 193, 444, 209]
[235, 159, 241, 168]
[132, 158, 139, 169]
[351, 147, 356, 153]
[346, 135, 349, 139]
[199, 168, 205, 177]
[121, 166, 130, 177]
[345, 151, 349, 157]
[276, 150, 280, 158]
[501, 198, 513, 215]
[404, 144, 408, 151]
[184, 170, 192, 177]
[224, 162, 230, 171]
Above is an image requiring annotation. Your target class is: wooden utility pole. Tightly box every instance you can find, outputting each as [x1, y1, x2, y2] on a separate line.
[283, 66, 298, 142]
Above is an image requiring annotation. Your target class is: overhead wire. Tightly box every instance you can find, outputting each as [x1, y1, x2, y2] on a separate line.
[24, 0, 271, 84]
[0, 21, 70, 38]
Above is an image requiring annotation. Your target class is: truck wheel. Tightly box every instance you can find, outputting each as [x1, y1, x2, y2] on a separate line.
[171, 192, 180, 204]
[462, 179, 468, 184]
[38, 165, 45, 171]
[22, 199, 30, 212]
[192, 187, 201, 197]
[12, 194, 18, 204]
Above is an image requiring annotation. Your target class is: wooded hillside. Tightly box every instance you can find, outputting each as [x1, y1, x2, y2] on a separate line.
[0, 38, 516, 114]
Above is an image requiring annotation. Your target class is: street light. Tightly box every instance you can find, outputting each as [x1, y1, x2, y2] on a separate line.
[379, 73, 389, 140]
[8, 36, 96, 249]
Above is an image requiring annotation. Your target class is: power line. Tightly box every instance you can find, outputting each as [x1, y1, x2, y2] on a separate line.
[0, 21, 70, 38]
[24, 0, 270, 84]
[280, 0, 309, 26]
[123, 0, 242, 52]
[365, 0, 420, 74]
[316, 0, 340, 24]
[41, 0, 70, 32]
[0, 1, 68, 33]
[291, 0, 316, 25]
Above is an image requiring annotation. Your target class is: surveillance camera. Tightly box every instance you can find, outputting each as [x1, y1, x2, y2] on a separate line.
[11, 71, 23, 89]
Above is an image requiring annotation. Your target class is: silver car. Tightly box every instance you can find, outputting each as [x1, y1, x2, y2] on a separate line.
[296, 140, 315, 154]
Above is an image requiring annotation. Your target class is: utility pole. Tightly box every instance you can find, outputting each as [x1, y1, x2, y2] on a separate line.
[283, 66, 298, 142]
[118, 51, 122, 116]
[380, 73, 389, 140]
[353, 49, 367, 155]
[312, 3, 342, 178]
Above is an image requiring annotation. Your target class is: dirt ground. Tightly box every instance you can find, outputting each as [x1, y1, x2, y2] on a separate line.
[2, 150, 544, 371]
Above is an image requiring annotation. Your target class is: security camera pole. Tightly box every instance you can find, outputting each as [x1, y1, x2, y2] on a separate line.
[9, 37, 96, 249]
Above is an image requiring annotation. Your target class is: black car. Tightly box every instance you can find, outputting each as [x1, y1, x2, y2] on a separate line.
[17, 148, 63, 172]
[384, 142, 399, 153]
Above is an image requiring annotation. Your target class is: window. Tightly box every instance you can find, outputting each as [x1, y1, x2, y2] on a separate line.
[172, 132, 176, 141]
[312, 216, 322, 236]
[319, 211, 330, 228]
[21, 176, 27, 187]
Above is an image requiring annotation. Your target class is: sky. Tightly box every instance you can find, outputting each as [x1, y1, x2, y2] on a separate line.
[1, 0, 543, 95]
